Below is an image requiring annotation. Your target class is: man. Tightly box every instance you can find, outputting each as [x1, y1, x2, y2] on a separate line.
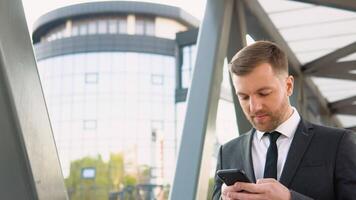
[212, 41, 356, 200]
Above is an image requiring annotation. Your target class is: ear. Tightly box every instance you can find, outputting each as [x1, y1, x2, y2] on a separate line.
[286, 75, 294, 96]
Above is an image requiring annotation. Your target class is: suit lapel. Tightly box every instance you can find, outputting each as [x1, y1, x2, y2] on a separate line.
[279, 120, 314, 187]
[242, 129, 256, 183]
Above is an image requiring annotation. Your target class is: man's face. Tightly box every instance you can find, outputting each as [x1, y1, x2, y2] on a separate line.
[232, 62, 294, 132]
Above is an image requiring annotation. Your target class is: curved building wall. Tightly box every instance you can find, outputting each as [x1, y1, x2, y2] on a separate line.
[32, 2, 199, 188]
[37, 51, 176, 181]
[38, 15, 188, 43]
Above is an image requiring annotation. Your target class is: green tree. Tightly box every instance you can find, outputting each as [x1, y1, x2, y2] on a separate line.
[65, 153, 133, 200]
[108, 153, 125, 191]
[65, 155, 109, 200]
[207, 177, 215, 200]
[65, 153, 157, 200]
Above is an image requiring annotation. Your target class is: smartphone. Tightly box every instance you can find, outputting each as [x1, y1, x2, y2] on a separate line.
[217, 169, 251, 186]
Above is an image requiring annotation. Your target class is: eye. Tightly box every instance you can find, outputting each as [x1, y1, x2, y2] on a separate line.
[259, 91, 271, 97]
[238, 94, 249, 100]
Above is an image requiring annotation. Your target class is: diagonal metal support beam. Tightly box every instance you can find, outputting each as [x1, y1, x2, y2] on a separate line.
[227, 0, 252, 135]
[307, 61, 356, 81]
[331, 105, 356, 115]
[346, 126, 356, 132]
[329, 95, 356, 110]
[170, 0, 233, 199]
[302, 41, 356, 74]
[292, 0, 356, 12]
[310, 61, 356, 74]
[313, 72, 356, 81]
[0, 0, 67, 199]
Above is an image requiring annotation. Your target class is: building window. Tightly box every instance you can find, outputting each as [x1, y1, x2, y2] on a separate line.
[136, 17, 155, 36]
[88, 21, 97, 35]
[118, 18, 127, 34]
[145, 20, 154, 36]
[181, 45, 197, 88]
[79, 23, 87, 35]
[81, 167, 96, 179]
[108, 19, 118, 34]
[83, 120, 97, 130]
[98, 19, 107, 34]
[71, 25, 79, 36]
[56, 31, 63, 40]
[136, 18, 144, 35]
[45, 25, 66, 42]
[151, 74, 164, 85]
[108, 17, 127, 34]
[85, 73, 99, 84]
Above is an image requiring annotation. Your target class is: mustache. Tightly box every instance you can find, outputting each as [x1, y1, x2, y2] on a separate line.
[250, 111, 270, 118]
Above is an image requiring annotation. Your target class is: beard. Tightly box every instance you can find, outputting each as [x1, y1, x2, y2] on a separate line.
[249, 111, 281, 132]
[247, 98, 290, 132]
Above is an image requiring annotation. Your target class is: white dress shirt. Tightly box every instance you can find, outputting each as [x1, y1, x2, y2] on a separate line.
[252, 107, 301, 181]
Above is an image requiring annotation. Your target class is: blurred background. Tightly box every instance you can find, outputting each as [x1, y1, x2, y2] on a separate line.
[18, 0, 356, 199]
[23, 1, 230, 199]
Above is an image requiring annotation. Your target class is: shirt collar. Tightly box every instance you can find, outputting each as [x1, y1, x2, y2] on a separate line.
[256, 107, 301, 141]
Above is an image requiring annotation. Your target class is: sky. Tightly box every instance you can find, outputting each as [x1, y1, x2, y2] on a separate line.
[22, 0, 207, 33]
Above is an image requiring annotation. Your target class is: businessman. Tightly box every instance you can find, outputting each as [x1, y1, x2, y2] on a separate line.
[212, 41, 356, 200]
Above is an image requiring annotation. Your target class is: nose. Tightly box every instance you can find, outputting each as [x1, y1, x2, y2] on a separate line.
[249, 96, 263, 114]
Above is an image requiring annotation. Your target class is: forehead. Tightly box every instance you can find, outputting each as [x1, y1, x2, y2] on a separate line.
[233, 63, 279, 93]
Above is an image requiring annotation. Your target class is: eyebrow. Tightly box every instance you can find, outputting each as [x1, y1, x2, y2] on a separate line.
[237, 87, 272, 96]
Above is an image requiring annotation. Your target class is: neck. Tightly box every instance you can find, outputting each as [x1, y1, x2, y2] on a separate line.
[281, 106, 294, 124]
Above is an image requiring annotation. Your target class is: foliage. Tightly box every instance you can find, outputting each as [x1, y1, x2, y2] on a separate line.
[65, 153, 142, 200]
[207, 177, 215, 200]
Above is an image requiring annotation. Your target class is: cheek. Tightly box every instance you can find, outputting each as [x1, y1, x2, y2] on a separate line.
[239, 101, 250, 113]
[265, 94, 285, 111]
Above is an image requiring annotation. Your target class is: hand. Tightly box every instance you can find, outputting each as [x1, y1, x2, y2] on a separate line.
[222, 179, 291, 200]
[221, 183, 243, 200]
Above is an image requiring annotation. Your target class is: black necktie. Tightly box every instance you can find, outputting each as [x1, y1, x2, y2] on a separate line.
[263, 131, 281, 179]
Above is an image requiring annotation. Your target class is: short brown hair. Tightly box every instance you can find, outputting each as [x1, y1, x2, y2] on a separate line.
[229, 41, 288, 76]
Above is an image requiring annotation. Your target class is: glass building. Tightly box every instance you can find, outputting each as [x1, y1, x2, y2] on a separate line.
[32, 0, 195, 181]
[32, 2, 238, 196]
[32, 1, 241, 198]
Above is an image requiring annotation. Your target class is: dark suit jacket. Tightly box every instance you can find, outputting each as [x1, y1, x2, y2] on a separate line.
[212, 120, 356, 200]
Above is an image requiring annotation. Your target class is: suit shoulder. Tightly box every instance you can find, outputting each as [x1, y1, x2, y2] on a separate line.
[222, 132, 252, 150]
[310, 122, 347, 136]
[308, 122, 353, 142]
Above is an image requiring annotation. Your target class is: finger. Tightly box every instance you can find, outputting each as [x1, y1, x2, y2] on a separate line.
[256, 178, 277, 184]
[228, 191, 263, 200]
[223, 184, 239, 195]
[235, 182, 265, 193]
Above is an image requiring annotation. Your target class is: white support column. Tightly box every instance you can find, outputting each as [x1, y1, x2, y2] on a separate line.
[170, 0, 233, 199]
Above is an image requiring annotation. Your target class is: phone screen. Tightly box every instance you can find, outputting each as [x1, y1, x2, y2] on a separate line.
[217, 169, 251, 186]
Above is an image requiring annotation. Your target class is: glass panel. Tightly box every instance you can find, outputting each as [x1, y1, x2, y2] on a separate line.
[108, 19, 117, 34]
[118, 18, 127, 34]
[88, 21, 97, 35]
[181, 45, 197, 88]
[135, 18, 144, 35]
[79, 23, 87, 35]
[71, 25, 79, 36]
[98, 19, 107, 34]
[145, 19, 155, 36]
